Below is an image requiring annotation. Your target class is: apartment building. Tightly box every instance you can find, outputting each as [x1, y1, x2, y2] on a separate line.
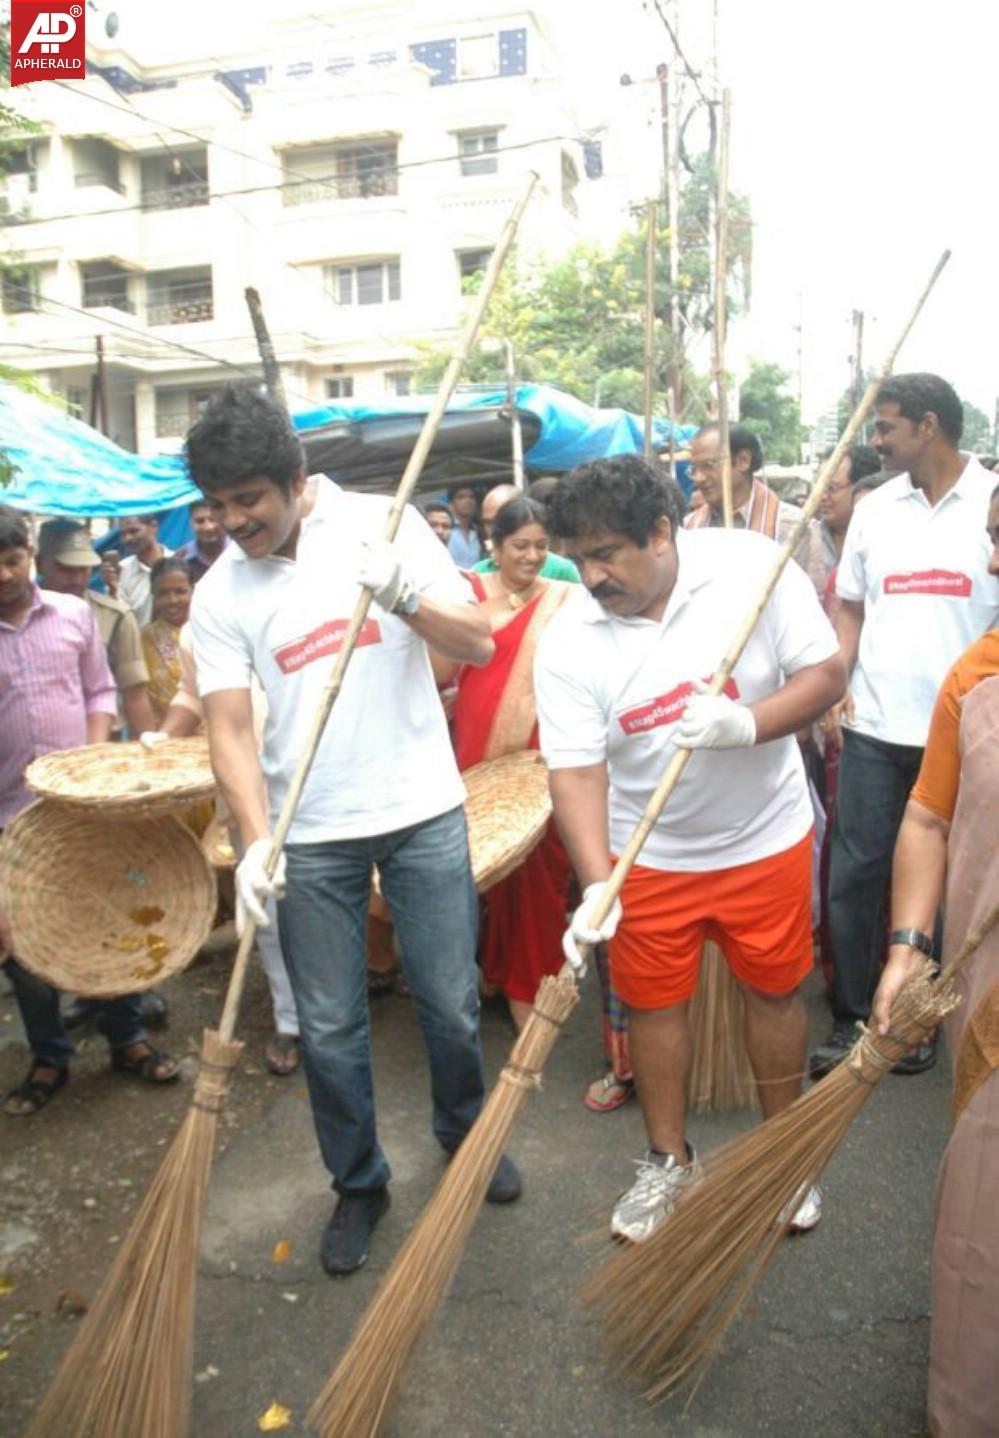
[0, 5, 618, 452]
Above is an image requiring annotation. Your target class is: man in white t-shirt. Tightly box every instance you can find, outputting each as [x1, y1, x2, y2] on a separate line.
[185, 387, 521, 1277]
[114, 513, 172, 628]
[534, 456, 845, 1242]
[810, 373, 999, 1080]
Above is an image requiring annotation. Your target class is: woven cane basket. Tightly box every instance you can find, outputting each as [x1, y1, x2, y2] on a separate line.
[0, 799, 217, 997]
[25, 736, 215, 818]
[463, 750, 551, 893]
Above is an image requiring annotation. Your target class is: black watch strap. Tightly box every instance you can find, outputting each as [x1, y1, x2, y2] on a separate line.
[888, 927, 934, 956]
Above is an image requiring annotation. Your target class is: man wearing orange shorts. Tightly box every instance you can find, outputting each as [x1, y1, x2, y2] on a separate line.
[534, 457, 845, 1241]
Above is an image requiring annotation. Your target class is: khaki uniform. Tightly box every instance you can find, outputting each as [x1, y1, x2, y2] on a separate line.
[86, 590, 148, 692]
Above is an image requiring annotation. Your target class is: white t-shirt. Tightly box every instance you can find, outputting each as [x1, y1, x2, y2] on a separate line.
[119, 547, 173, 628]
[836, 457, 999, 746]
[534, 527, 838, 873]
[190, 479, 470, 843]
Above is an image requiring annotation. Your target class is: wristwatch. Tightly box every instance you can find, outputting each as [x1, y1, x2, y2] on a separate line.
[393, 584, 421, 617]
[888, 927, 934, 956]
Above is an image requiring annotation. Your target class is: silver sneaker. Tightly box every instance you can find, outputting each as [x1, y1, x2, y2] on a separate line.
[610, 1146, 700, 1243]
[786, 1183, 822, 1234]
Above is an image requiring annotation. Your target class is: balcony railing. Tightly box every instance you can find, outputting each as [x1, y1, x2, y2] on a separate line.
[147, 296, 214, 326]
[282, 170, 399, 206]
[83, 293, 136, 314]
[141, 179, 210, 211]
[154, 409, 191, 437]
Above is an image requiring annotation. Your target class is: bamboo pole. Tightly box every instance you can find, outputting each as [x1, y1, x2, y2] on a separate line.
[642, 198, 657, 462]
[713, 89, 733, 526]
[244, 286, 286, 407]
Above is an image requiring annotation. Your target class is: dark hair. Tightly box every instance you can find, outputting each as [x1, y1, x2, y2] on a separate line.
[844, 444, 882, 487]
[422, 500, 453, 521]
[874, 373, 963, 444]
[150, 555, 194, 590]
[189, 497, 214, 514]
[121, 512, 159, 526]
[852, 470, 890, 498]
[697, 422, 764, 474]
[0, 504, 31, 551]
[548, 455, 684, 546]
[491, 495, 547, 548]
[526, 475, 559, 510]
[446, 482, 478, 503]
[185, 384, 304, 496]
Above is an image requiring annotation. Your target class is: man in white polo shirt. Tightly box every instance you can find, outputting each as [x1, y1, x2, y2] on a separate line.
[534, 456, 845, 1242]
[810, 373, 999, 1079]
[185, 386, 521, 1278]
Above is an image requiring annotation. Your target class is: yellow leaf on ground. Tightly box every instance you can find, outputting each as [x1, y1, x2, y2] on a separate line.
[257, 1401, 292, 1431]
[0, 1349, 9, 1361]
[0, 1276, 15, 1297]
[270, 1239, 292, 1265]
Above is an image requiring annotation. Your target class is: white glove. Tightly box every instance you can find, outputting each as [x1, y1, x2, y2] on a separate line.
[235, 837, 287, 936]
[139, 730, 169, 750]
[562, 881, 623, 976]
[358, 539, 413, 613]
[675, 680, 757, 750]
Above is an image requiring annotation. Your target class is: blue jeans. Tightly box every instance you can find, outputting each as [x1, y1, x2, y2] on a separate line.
[827, 729, 929, 1023]
[277, 805, 484, 1195]
[3, 957, 146, 1069]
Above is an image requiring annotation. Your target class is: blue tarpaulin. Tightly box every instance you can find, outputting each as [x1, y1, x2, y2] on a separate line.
[0, 381, 695, 518]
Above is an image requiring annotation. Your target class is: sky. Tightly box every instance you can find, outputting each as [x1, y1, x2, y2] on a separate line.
[93, 0, 999, 426]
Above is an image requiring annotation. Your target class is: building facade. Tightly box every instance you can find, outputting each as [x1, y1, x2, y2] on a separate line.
[0, 5, 611, 452]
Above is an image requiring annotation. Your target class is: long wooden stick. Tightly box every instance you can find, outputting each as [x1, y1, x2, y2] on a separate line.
[642, 198, 657, 462]
[714, 89, 733, 526]
[576, 247, 951, 943]
[215, 172, 539, 1044]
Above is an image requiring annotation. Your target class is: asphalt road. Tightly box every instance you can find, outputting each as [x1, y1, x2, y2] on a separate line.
[2, 953, 947, 1437]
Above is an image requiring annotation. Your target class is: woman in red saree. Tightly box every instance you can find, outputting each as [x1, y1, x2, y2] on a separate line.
[451, 496, 574, 1029]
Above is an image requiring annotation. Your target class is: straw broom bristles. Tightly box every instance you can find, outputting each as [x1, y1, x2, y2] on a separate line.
[582, 960, 961, 1402]
[307, 973, 579, 1438]
[24, 1028, 241, 1438]
[687, 943, 757, 1114]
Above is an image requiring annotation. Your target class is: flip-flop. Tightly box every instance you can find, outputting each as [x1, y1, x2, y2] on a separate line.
[4, 1064, 69, 1116]
[583, 1073, 635, 1113]
[265, 1033, 302, 1076]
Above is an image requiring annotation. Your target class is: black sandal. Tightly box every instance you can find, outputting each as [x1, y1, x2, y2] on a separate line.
[4, 1063, 69, 1116]
[110, 1043, 180, 1084]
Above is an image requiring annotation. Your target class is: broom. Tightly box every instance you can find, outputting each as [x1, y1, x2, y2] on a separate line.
[583, 905, 998, 1402]
[23, 172, 540, 1438]
[687, 88, 755, 1116]
[307, 248, 951, 1438]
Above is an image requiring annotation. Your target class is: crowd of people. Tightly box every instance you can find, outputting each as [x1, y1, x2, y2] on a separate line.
[1, 370, 997, 1432]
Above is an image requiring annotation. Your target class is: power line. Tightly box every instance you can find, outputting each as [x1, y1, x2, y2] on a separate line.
[648, 0, 713, 108]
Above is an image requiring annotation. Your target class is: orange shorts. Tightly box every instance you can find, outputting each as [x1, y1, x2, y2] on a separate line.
[609, 831, 814, 1011]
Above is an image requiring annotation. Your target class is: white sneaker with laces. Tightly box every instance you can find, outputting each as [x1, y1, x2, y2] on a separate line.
[786, 1183, 822, 1234]
[610, 1145, 700, 1243]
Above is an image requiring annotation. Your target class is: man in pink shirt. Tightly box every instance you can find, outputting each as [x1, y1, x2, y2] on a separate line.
[0, 506, 180, 1115]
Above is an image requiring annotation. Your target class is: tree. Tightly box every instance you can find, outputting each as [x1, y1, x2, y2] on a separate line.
[961, 400, 993, 454]
[413, 152, 752, 426]
[738, 359, 805, 466]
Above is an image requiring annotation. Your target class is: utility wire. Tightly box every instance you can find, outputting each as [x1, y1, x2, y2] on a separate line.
[648, 0, 713, 108]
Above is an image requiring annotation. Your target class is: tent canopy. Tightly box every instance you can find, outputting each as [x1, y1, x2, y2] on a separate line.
[0, 381, 695, 517]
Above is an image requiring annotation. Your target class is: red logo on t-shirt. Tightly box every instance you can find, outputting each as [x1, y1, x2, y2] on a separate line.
[273, 618, 381, 675]
[883, 569, 972, 597]
[617, 676, 740, 736]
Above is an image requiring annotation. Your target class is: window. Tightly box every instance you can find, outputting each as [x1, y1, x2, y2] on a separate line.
[140, 149, 209, 211]
[385, 371, 411, 397]
[5, 144, 38, 192]
[458, 129, 499, 177]
[326, 376, 355, 399]
[65, 386, 87, 420]
[73, 137, 123, 193]
[325, 258, 401, 306]
[457, 248, 492, 283]
[282, 141, 398, 206]
[146, 266, 213, 325]
[81, 261, 133, 313]
[154, 385, 222, 438]
[2, 266, 40, 314]
[458, 33, 498, 79]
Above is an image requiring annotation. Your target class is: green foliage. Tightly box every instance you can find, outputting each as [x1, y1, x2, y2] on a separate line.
[413, 155, 752, 422]
[738, 358, 805, 465]
[961, 400, 993, 453]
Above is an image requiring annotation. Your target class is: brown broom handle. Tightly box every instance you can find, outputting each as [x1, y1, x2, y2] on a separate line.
[571, 248, 951, 948]
[216, 172, 540, 1043]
